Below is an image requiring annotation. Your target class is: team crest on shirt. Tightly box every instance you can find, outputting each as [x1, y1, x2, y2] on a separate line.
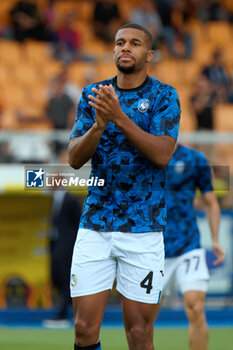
[174, 160, 185, 173]
[71, 274, 78, 287]
[138, 99, 149, 113]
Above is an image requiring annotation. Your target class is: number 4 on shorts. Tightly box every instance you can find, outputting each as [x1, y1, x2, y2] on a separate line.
[140, 271, 153, 294]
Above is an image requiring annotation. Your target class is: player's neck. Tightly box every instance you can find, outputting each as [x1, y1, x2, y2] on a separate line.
[173, 143, 179, 153]
[116, 70, 148, 90]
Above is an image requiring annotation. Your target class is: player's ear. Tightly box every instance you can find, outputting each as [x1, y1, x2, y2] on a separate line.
[146, 50, 154, 63]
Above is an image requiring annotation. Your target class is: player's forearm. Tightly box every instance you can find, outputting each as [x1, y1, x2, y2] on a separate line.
[68, 123, 104, 169]
[205, 197, 220, 243]
[115, 113, 175, 168]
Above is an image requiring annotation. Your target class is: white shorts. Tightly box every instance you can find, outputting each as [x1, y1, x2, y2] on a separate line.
[163, 248, 210, 295]
[70, 228, 164, 304]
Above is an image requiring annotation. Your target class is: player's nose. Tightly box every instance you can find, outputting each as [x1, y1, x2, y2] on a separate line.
[122, 41, 131, 51]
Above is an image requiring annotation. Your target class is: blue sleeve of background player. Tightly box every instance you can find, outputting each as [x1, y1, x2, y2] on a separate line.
[150, 87, 181, 140]
[195, 153, 213, 194]
[70, 87, 94, 139]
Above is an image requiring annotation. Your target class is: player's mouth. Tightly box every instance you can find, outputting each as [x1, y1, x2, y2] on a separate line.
[118, 55, 134, 62]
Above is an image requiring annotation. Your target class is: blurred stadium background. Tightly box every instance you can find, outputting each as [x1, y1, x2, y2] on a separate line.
[0, 0, 233, 349]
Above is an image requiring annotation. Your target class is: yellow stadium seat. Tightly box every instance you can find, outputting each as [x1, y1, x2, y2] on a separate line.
[0, 108, 18, 130]
[69, 62, 97, 85]
[222, 45, 233, 70]
[0, 40, 24, 66]
[190, 20, 205, 42]
[116, 0, 141, 6]
[17, 104, 44, 119]
[16, 118, 53, 130]
[14, 63, 41, 86]
[9, 103, 53, 130]
[77, 0, 94, 22]
[0, 3, 9, 26]
[97, 62, 117, 81]
[40, 60, 63, 82]
[194, 41, 214, 65]
[222, 0, 233, 11]
[0, 65, 12, 84]
[24, 40, 51, 64]
[21, 82, 47, 110]
[207, 22, 232, 47]
[53, 0, 79, 22]
[0, 0, 18, 22]
[151, 60, 180, 86]
[179, 105, 196, 132]
[215, 103, 233, 131]
[118, 2, 133, 21]
[177, 87, 196, 131]
[82, 40, 109, 59]
[3, 84, 28, 108]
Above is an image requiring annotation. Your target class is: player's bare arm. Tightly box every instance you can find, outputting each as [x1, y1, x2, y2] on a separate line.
[88, 84, 176, 168]
[203, 191, 225, 265]
[68, 110, 108, 169]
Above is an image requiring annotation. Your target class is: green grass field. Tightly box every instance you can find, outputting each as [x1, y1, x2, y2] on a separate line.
[0, 328, 232, 350]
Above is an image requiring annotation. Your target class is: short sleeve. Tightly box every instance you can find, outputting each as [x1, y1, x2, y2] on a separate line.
[195, 153, 213, 194]
[70, 88, 94, 139]
[150, 87, 181, 140]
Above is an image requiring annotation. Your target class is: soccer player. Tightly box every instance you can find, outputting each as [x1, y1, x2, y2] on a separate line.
[163, 143, 225, 350]
[68, 23, 181, 350]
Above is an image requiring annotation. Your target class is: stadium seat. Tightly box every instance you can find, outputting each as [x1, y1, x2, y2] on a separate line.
[222, 45, 233, 70]
[207, 22, 232, 47]
[16, 104, 46, 119]
[3, 83, 29, 108]
[97, 62, 117, 81]
[215, 144, 233, 161]
[30, 82, 47, 108]
[14, 110, 53, 130]
[72, 21, 112, 60]
[0, 0, 19, 22]
[215, 103, 233, 131]
[69, 62, 97, 85]
[0, 40, 24, 66]
[0, 109, 17, 129]
[152, 60, 180, 87]
[53, 0, 79, 22]
[194, 40, 214, 65]
[177, 60, 201, 86]
[24, 40, 51, 65]
[72, 20, 93, 41]
[0, 65, 11, 84]
[14, 63, 41, 87]
[77, 0, 94, 22]
[190, 20, 205, 42]
[17, 119, 53, 130]
[178, 88, 196, 131]
[116, 0, 141, 6]
[0, 2, 10, 26]
[82, 41, 111, 60]
[118, 2, 133, 21]
[40, 60, 63, 82]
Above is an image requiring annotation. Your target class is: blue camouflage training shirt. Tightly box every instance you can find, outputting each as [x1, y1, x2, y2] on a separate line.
[164, 144, 213, 257]
[70, 76, 181, 232]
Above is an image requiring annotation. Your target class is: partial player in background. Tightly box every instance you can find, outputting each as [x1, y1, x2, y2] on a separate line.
[68, 23, 181, 350]
[161, 143, 225, 350]
[43, 188, 81, 328]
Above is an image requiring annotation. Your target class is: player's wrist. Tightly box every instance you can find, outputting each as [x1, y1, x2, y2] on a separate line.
[93, 122, 106, 132]
[114, 111, 127, 129]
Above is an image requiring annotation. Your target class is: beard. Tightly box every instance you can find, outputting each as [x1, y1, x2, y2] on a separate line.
[116, 61, 136, 74]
